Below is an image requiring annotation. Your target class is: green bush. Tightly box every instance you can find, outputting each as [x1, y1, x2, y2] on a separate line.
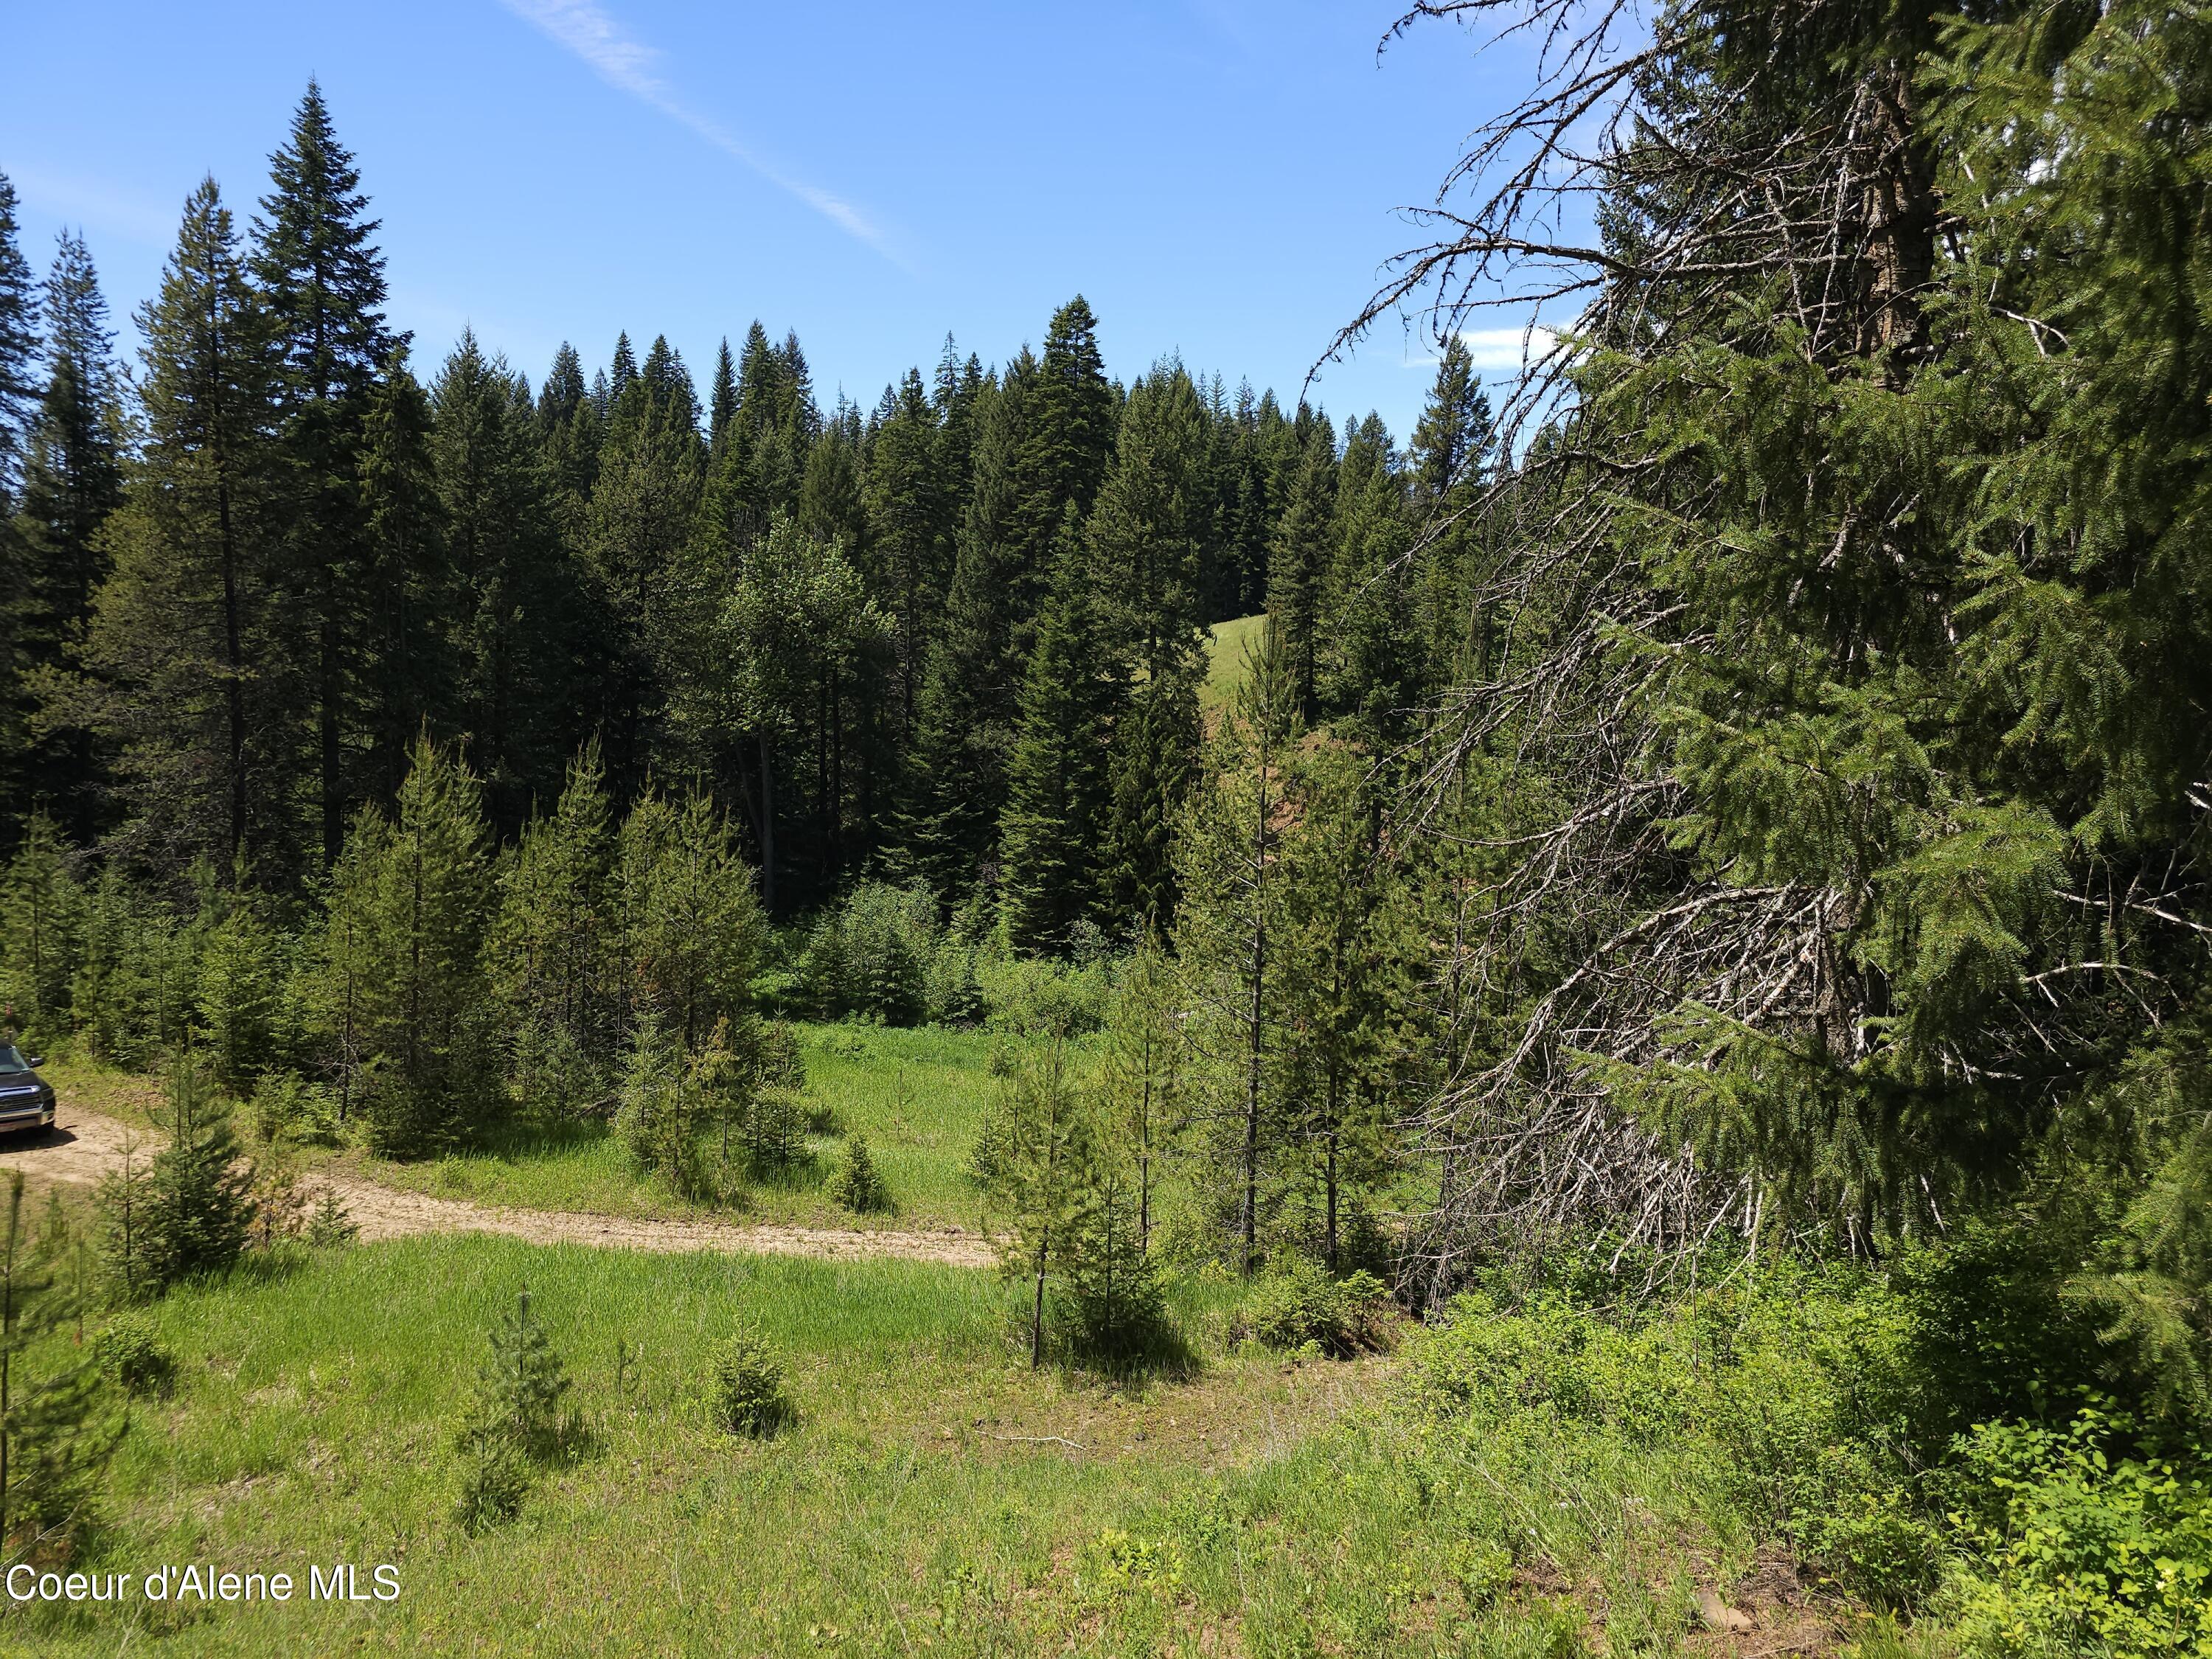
[248, 1070, 338, 1147]
[1941, 1405, 2212, 1658]
[94, 1310, 173, 1399]
[1405, 1265, 1943, 1604]
[827, 1133, 888, 1214]
[707, 1324, 793, 1437]
[1246, 1262, 1395, 1357]
[796, 883, 937, 1025]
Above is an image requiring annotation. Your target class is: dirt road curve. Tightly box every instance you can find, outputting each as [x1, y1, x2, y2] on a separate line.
[0, 1109, 996, 1269]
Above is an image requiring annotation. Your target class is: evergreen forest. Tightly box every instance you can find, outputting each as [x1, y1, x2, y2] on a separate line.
[4, 0, 2212, 1646]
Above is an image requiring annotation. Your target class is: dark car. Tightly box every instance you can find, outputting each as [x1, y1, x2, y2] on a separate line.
[0, 1046, 56, 1134]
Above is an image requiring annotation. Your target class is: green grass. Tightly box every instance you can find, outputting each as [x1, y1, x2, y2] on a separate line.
[47, 1024, 1011, 1233]
[1200, 613, 1268, 714]
[1, 1228, 1927, 1658]
[357, 1023, 1006, 1229]
[6, 1234, 1373, 1658]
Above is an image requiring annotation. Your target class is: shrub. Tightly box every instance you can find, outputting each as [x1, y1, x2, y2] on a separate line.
[1246, 1262, 1395, 1357]
[1941, 1405, 2212, 1658]
[796, 883, 938, 1025]
[248, 1070, 337, 1146]
[94, 1311, 173, 1399]
[827, 1133, 888, 1214]
[1404, 1265, 1943, 1604]
[707, 1324, 792, 1437]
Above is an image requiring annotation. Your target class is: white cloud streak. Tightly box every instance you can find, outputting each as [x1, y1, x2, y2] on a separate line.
[495, 0, 903, 265]
[1457, 324, 1560, 374]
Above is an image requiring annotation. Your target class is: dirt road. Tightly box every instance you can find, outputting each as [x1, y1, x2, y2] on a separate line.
[0, 1107, 996, 1269]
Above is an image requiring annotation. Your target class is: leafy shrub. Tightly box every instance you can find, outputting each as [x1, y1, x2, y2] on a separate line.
[707, 1323, 792, 1437]
[1245, 1262, 1396, 1357]
[979, 953, 1111, 1039]
[94, 1310, 173, 1399]
[1405, 1265, 1942, 1604]
[247, 1070, 338, 1146]
[1941, 1405, 2212, 1658]
[827, 1133, 888, 1214]
[926, 939, 985, 1026]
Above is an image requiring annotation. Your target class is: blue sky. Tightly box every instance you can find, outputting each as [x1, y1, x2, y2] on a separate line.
[4, 1, 1549, 442]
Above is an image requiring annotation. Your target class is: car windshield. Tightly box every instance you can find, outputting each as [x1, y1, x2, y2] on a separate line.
[0, 1046, 28, 1074]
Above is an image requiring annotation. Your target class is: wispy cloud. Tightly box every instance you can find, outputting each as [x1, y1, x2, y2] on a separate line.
[495, 0, 903, 265]
[1458, 324, 1560, 374]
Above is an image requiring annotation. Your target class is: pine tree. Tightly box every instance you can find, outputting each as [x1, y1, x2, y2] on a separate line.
[1088, 358, 1209, 681]
[988, 1040, 1093, 1368]
[311, 738, 496, 1154]
[617, 786, 764, 1053]
[1064, 1135, 1166, 1366]
[587, 336, 706, 796]
[1321, 418, 1422, 752]
[613, 1014, 709, 1198]
[1276, 742, 1413, 1270]
[82, 177, 288, 883]
[1172, 640, 1299, 1273]
[0, 817, 81, 1051]
[490, 742, 619, 1110]
[121, 1058, 257, 1295]
[1099, 933, 1184, 1253]
[355, 344, 449, 804]
[1023, 296, 1116, 529]
[1267, 432, 1338, 723]
[431, 332, 588, 831]
[9, 232, 125, 843]
[1103, 663, 1201, 933]
[253, 80, 397, 867]
[0, 1174, 116, 1566]
[707, 335, 737, 456]
[0, 171, 38, 500]
[903, 361, 1038, 891]
[535, 340, 600, 529]
[865, 367, 950, 737]
[998, 512, 1121, 954]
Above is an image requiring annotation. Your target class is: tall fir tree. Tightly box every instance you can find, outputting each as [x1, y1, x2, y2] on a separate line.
[1266, 430, 1338, 724]
[83, 178, 288, 882]
[252, 80, 398, 866]
[355, 343, 448, 804]
[903, 359, 1038, 892]
[9, 232, 125, 843]
[0, 171, 38, 499]
[998, 509, 1121, 954]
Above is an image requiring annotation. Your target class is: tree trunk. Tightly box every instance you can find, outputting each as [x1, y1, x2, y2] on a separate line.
[757, 728, 778, 915]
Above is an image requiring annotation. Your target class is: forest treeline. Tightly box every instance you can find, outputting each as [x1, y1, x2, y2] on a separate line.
[0, 83, 1486, 934]
[0, 84, 1471, 1278]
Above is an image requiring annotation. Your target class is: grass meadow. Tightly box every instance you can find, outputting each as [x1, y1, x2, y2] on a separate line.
[48, 1023, 1011, 1232]
[0, 1225, 1905, 1659]
[358, 1023, 1008, 1229]
[12, 1024, 1930, 1657]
